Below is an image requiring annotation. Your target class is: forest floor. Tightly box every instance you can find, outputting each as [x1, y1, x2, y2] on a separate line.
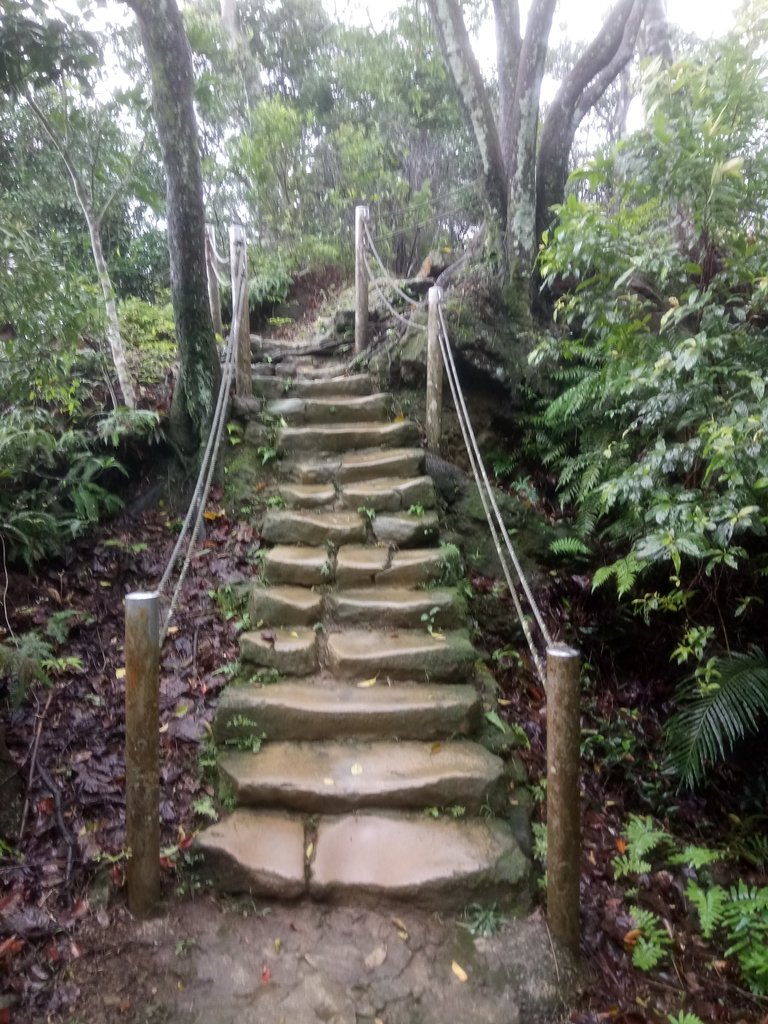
[2, 300, 768, 1023]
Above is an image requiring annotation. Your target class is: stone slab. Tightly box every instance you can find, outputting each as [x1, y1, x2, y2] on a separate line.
[339, 476, 435, 513]
[309, 813, 531, 910]
[278, 483, 337, 509]
[293, 374, 372, 398]
[249, 585, 323, 627]
[279, 421, 419, 455]
[214, 682, 481, 742]
[240, 627, 318, 676]
[337, 447, 425, 482]
[219, 739, 504, 812]
[267, 394, 390, 425]
[326, 587, 466, 629]
[194, 810, 306, 898]
[264, 546, 331, 586]
[335, 545, 390, 586]
[262, 510, 365, 546]
[326, 629, 476, 682]
[376, 548, 444, 586]
[371, 511, 440, 548]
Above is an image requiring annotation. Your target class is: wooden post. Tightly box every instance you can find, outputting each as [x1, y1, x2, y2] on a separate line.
[355, 205, 369, 355]
[426, 285, 444, 452]
[125, 592, 160, 918]
[205, 223, 223, 338]
[229, 224, 252, 398]
[546, 643, 582, 953]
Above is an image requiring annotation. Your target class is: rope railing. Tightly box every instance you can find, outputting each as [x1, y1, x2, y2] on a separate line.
[363, 220, 420, 307]
[124, 222, 251, 918]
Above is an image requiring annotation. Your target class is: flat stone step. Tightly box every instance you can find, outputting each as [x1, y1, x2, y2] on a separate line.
[290, 448, 425, 485]
[334, 546, 445, 587]
[262, 509, 365, 546]
[266, 394, 391, 425]
[326, 587, 466, 629]
[371, 511, 440, 547]
[249, 585, 323, 627]
[264, 546, 330, 586]
[326, 629, 476, 682]
[339, 476, 435, 513]
[277, 482, 336, 509]
[219, 739, 504, 813]
[214, 682, 481, 742]
[273, 360, 351, 379]
[194, 810, 306, 898]
[279, 420, 419, 455]
[252, 374, 372, 399]
[309, 813, 531, 910]
[240, 626, 318, 676]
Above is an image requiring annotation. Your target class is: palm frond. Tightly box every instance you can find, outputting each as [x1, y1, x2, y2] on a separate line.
[666, 647, 768, 787]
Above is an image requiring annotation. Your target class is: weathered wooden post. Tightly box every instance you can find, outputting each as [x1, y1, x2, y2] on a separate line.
[426, 285, 444, 452]
[229, 224, 252, 398]
[355, 205, 369, 355]
[546, 643, 582, 953]
[125, 591, 160, 918]
[204, 223, 223, 338]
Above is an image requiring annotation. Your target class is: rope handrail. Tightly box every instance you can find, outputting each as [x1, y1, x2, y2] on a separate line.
[206, 231, 230, 270]
[155, 253, 248, 642]
[434, 303, 553, 679]
[363, 220, 420, 306]
[362, 251, 427, 333]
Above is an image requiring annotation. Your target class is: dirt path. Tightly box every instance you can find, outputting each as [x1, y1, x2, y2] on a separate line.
[60, 896, 580, 1024]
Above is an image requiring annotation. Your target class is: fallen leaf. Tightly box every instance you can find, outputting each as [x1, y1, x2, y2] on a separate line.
[99, 581, 111, 588]
[391, 917, 409, 941]
[0, 936, 24, 960]
[623, 928, 642, 947]
[357, 676, 378, 688]
[290, 631, 299, 638]
[204, 509, 225, 520]
[274, 938, 282, 954]
[431, 742, 442, 753]
[305, 842, 314, 860]
[364, 945, 387, 969]
[323, 777, 335, 786]
[497, 698, 512, 706]
[451, 960, 468, 982]
[430, 631, 446, 641]
[115, 667, 126, 680]
[261, 965, 271, 983]
[615, 837, 627, 854]
[166, 626, 179, 636]
[350, 763, 363, 775]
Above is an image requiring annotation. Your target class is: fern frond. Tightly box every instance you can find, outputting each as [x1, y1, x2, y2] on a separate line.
[665, 647, 768, 787]
[686, 881, 728, 939]
[549, 536, 592, 558]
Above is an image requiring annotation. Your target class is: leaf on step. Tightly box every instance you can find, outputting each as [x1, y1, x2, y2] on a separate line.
[290, 631, 299, 638]
[204, 509, 225, 520]
[115, 667, 126, 680]
[451, 960, 468, 982]
[323, 777, 335, 786]
[357, 676, 378, 688]
[364, 945, 387, 969]
[431, 631, 445, 641]
[350, 763, 363, 775]
[305, 842, 314, 860]
[391, 917, 409, 941]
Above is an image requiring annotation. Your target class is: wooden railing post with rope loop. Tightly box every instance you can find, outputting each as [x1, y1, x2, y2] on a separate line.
[204, 223, 223, 337]
[355, 205, 369, 354]
[124, 591, 160, 917]
[229, 224, 252, 398]
[546, 643, 582, 953]
[426, 285, 444, 452]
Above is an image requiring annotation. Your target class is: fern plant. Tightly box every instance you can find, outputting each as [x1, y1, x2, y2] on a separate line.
[627, 906, 672, 969]
[613, 815, 672, 878]
[665, 646, 768, 787]
[686, 879, 768, 994]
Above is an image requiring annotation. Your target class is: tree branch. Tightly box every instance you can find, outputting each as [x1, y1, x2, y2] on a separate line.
[97, 137, 147, 225]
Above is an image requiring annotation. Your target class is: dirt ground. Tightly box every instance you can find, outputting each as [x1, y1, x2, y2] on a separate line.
[41, 895, 581, 1024]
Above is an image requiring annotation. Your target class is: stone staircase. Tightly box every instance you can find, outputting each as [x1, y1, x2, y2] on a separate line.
[196, 348, 532, 910]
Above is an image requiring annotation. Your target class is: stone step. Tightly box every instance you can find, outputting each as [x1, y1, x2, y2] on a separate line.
[325, 587, 466, 629]
[261, 509, 366, 546]
[278, 420, 419, 455]
[277, 482, 336, 509]
[249, 585, 323, 627]
[335, 546, 444, 587]
[194, 810, 306, 898]
[289, 448, 425, 485]
[264, 546, 331, 586]
[240, 626, 318, 676]
[272, 360, 351, 379]
[326, 629, 476, 682]
[370, 510, 440, 548]
[219, 739, 504, 813]
[266, 393, 391, 425]
[252, 374, 372, 399]
[309, 813, 531, 910]
[214, 682, 481, 742]
[338, 476, 435, 513]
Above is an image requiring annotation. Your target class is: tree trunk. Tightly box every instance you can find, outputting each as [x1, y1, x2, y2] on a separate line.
[126, 0, 220, 455]
[219, 0, 261, 116]
[643, 0, 673, 64]
[535, 0, 647, 247]
[426, 0, 507, 224]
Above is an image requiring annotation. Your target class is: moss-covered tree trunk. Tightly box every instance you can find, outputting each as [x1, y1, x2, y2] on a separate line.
[125, 0, 220, 455]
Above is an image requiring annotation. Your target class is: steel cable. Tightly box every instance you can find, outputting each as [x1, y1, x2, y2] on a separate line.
[363, 221, 420, 306]
[362, 252, 427, 333]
